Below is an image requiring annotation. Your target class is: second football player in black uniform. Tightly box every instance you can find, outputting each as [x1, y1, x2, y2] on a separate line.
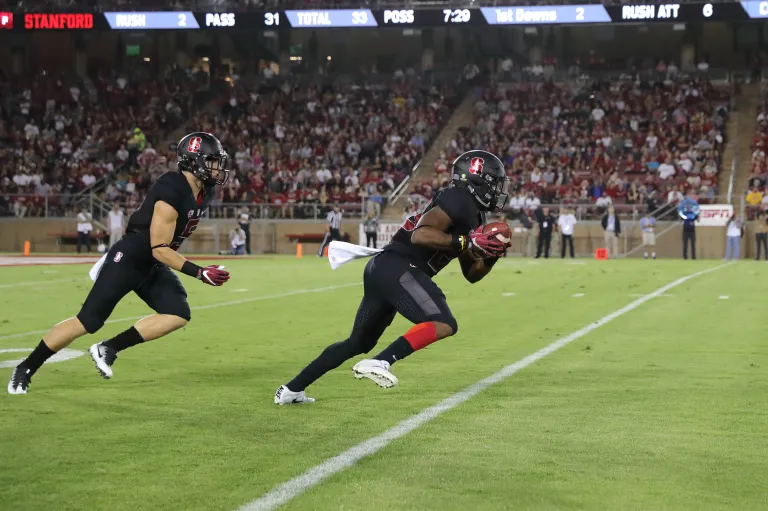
[8, 132, 232, 395]
[275, 150, 510, 404]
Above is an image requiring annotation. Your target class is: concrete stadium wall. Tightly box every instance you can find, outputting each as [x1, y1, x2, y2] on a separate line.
[0, 218, 754, 259]
[0, 218, 360, 255]
[508, 221, 729, 259]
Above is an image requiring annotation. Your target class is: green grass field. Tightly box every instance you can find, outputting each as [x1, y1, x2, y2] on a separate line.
[0, 257, 766, 511]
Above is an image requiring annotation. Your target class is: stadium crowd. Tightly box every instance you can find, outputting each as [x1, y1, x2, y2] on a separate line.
[197, 75, 459, 219]
[745, 89, 768, 215]
[0, 66, 459, 218]
[0, 65, 205, 217]
[410, 73, 730, 218]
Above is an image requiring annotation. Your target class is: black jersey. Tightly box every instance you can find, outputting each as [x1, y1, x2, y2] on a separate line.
[385, 186, 485, 276]
[126, 171, 215, 257]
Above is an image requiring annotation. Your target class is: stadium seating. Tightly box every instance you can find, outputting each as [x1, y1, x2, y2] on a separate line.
[419, 74, 731, 219]
[175, 75, 459, 219]
[0, 65, 206, 217]
[0, 70, 460, 219]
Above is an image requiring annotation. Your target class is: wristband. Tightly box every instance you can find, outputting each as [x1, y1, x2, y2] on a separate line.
[450, 234, 467, 255]
[181, 261, 202, 279]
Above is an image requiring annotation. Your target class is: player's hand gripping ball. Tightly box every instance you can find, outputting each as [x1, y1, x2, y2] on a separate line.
[198, 265, 230, 286]
[483, 222, 512, 245]
[468, 222, 511, 258]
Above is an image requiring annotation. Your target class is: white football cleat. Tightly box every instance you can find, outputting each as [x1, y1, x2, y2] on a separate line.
[7, 366, 32, 395]
[89, 342, 117, 379]
[274, 385, 315, 405]
[352, 359, 399, 388]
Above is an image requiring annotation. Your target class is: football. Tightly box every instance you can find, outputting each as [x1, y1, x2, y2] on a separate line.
[482, 221, 512, 246]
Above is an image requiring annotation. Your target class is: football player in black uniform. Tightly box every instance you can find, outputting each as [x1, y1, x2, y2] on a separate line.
[275, 150, 510, 404]
[8, 132, 232, 395]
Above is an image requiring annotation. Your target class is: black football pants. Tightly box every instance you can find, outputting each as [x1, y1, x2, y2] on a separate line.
[77, 235, 191, 333]
[286, 252, 457, 391]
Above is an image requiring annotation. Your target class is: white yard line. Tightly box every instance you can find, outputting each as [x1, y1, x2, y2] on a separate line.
[0, 283, 360, 342]
[0, 277, 85, 289]
[238, 262, 733, 511]
[0, 348, 84, 368]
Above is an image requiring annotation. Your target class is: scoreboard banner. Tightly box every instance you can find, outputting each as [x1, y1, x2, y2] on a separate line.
[3, 3, 768, 30]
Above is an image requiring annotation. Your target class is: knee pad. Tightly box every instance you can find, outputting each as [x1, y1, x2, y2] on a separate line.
[76, 311, 105, 335]
[441, 315, 458, 336]
[177, 305, 191, 323]
[157, 302, 191, 323]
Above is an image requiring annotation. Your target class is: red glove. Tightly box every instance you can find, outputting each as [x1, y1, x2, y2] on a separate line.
[198, 265, 230, 286]
[468, 226, 507, 258]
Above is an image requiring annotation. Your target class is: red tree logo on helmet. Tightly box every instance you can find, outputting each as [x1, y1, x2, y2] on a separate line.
[469, 157, 484, 175]
[187, 136, 202, 154]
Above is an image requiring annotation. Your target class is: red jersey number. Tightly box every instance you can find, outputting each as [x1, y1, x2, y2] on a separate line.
[170, 218, 200, 251]
[402, 200, 433, 231]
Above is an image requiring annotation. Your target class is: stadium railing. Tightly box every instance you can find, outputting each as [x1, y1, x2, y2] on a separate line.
[0, 195, 369, 221]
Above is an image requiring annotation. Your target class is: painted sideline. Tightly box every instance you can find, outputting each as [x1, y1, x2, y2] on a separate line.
[0, 283, 360, 342]
[238, 262, 733, 511]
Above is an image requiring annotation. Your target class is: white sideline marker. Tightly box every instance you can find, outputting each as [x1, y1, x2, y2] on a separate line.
[718, 295, 729, 300]
[502, 292, 516, 297]
[0, 283, 360, 342]
[572, 293, 585, 298]
[238, 262, 733, 511]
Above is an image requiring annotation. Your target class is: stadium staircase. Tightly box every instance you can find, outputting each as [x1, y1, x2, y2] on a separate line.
[720, 82, 761, 203]
[69, 87, 227, 227]
[384, 90, 477, 220]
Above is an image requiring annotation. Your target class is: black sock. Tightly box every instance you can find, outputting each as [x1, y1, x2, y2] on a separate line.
[287, 340, 354, 392]
[19, 340, 56, 375]
[104, 326, 145, 353]
[374, 337, 414, 366]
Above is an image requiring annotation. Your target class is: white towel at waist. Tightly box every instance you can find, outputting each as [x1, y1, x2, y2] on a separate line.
[328, 241, 383, 270]
[89, 254, 108, 281]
